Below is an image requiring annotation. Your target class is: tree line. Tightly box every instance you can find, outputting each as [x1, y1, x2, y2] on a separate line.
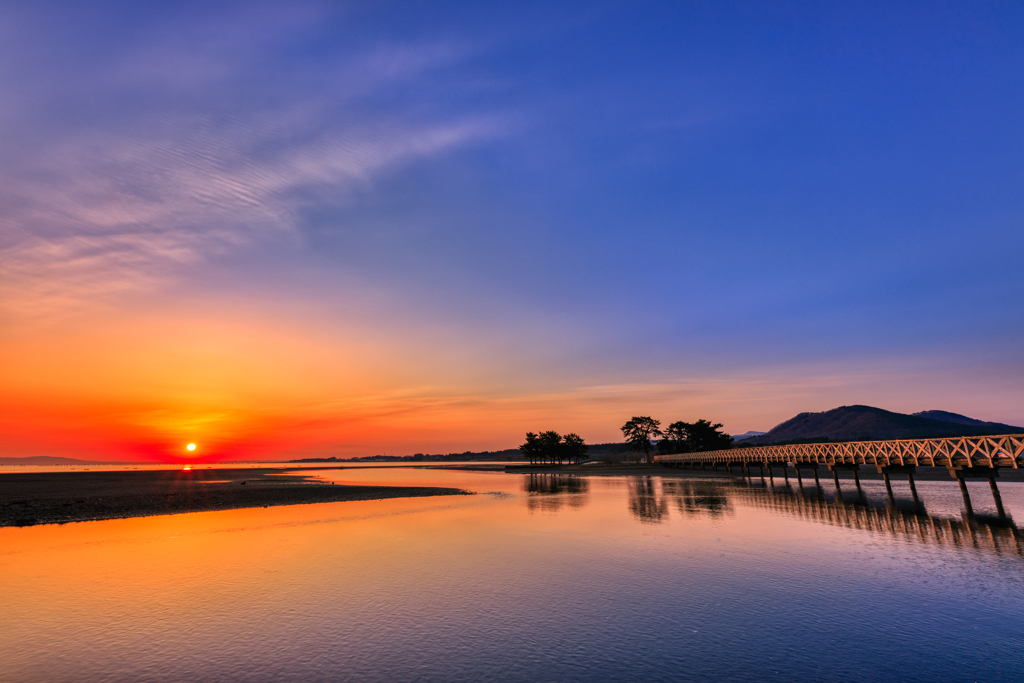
[519, 417, 732, 466]
[621, 416, 733, 463]
[519, 431, 589, 465]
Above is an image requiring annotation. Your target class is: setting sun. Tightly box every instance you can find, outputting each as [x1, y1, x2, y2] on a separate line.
[187, 443, 196, 451]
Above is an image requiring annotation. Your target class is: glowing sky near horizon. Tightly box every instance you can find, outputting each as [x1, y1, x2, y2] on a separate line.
[1, 1, 1022, 461]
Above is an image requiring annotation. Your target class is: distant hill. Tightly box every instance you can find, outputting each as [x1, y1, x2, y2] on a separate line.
[0, 456, 114, 466]
[739, 405, 1024, 446]
[732, 431, 767, 442]
[912, 410, 1010, 428]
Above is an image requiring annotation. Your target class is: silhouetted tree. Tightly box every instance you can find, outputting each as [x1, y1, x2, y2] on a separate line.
[562, 433, 589, 465]
[519, 432, 543, 465]
[659, 421, 692, 454]
[621, 416, 662, 463]
[658, 419, 733, 454]
[519, 431, 590, 465]
[538, 430, 564, 465]
[687, 419, 734, 451]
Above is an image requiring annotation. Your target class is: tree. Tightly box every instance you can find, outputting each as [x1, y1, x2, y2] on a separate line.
[562, 433, 589, 464]
[658, 419, 733, 454]
[519, 432, 543, 465]
[687, 419, 733, 451]
[659, 421, 692, 455]
[538, 431, 564, 465]
[621, 416, 662, 463]
[519, 431, 590, 465]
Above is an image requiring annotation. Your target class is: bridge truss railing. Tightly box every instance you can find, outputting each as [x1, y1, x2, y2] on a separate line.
[653, 434, 1024, 470]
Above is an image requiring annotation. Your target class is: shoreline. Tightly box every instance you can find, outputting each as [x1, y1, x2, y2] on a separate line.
[500, 462, 1024, 481]
[0, 467, 471, 527]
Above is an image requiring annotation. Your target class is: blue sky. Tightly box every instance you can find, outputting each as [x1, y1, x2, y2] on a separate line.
[1, 1, 1022, 457]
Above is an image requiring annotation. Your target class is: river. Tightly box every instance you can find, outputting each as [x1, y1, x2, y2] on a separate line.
[2, 465, 1023, 682]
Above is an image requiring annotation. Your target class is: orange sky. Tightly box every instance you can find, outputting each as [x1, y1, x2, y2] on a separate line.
[3, 290, 1021, 463]
[3, 3, 1023, 462]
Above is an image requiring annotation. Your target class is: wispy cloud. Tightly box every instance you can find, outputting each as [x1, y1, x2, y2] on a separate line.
[0, 7, 502, 318]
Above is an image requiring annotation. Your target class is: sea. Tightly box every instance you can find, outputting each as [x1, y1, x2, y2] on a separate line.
[2, 464, 1023, 682]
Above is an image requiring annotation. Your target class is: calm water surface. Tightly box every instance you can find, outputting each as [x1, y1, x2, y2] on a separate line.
[3, 466, 1023, 682]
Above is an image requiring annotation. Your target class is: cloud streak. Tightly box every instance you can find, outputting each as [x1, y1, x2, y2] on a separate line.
[2, 113, 500, 317]
[0, 6, 502, 318]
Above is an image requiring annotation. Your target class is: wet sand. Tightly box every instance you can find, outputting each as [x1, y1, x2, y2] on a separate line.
[0, 468, 471, 527]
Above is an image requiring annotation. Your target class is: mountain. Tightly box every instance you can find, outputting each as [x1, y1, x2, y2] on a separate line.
[911, 410, 1007, 427]
[732, 431, 767, 442]
[739, 405, 1024, 446]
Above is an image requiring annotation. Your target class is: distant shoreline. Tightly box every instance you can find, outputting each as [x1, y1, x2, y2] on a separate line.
[500, 462, 1024, 482]
[0, 467, 471, 528]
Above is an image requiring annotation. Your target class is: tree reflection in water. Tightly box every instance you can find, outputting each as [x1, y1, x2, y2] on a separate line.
[628, 477, 734, 523]
[524, 474, 590, 513]
[662, 479, 731, 518]
[627, 477, 668, 523]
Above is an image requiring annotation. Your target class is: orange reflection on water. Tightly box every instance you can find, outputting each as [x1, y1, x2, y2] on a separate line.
[3, 469, 1023, 683]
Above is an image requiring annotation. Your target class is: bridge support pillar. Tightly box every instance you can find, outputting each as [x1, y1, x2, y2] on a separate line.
[949, 467, 1004, 519]
[831, 463, 869, 499]
[990, 479, 1007, 519]
[877, 465, 917, 503]
[794, 463, 820, 492]
[957, 477, 974, 516]
[827, 463, 864, 496]
[907, 471, 920, 506]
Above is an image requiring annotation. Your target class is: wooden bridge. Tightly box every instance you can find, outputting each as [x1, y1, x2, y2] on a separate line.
[654, 434, 1024, 517]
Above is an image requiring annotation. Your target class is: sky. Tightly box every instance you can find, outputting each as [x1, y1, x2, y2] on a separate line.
[1, 0, 1022, 462]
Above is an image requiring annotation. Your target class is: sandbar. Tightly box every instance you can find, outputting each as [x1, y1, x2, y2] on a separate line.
[0, 467, 471, 527]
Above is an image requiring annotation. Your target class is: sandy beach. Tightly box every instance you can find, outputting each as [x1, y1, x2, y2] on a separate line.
[0, 467, 471, 527]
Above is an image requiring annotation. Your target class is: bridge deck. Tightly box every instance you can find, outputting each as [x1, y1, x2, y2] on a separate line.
[653, 434, 1024, 470]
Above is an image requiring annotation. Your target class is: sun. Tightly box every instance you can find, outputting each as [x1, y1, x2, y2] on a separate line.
[187, 443, 196, 452]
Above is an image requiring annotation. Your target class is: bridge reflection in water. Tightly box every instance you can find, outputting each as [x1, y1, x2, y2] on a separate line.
[623, 476, 1022, 558]
[733, 483, 1023, 558]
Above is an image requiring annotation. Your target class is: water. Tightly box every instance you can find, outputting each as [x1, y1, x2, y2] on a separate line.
[2, 467, 1023, 682]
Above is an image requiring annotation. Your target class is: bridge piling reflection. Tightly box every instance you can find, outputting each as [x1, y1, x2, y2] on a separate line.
[734, 481, 1023, 558]
[612, 472, 1021, 557]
